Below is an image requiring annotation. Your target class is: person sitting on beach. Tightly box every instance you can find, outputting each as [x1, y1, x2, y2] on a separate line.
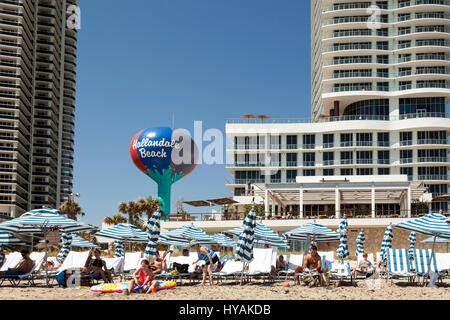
[190, 240, 219, 286]
[129, 259, 158, 294]
[182, 249, 189, 257]
[271, 255, 287, 275]
[87, 248, 112, 283]
[150, 250, 168, 274]
[294, 245, 324, 287]
[352, 253, 373, 277]
[0, 250, 35, 277]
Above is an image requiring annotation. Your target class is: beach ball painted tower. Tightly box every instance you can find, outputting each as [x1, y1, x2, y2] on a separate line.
[130, 127, 198, 219]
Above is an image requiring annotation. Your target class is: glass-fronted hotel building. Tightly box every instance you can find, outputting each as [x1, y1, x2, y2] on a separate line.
[225, 0, 450, 220]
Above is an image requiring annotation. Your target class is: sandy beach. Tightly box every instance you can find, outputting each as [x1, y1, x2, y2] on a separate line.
[0, 278, 449, 300]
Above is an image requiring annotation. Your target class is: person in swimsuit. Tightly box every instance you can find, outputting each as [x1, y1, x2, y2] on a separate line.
[0, 250, 35, 276]
[353, 253, 373, 277]
[129, 259, 158, 294]
[88, 248, 112, 283]
[190, 240, 218, 286]
[294, 245, 323, 286]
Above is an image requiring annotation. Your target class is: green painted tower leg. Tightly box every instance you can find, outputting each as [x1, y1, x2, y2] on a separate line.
[158, 180, 172, 221]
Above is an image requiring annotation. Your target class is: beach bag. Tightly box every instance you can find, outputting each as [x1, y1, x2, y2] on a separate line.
[172, 262, 189, 273]
[56, 271, 66, 287]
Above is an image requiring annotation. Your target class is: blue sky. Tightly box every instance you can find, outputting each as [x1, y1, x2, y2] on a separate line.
[75, 0, 311, 225]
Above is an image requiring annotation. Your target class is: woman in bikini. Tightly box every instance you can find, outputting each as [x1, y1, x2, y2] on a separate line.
[88, 248, 113, 283]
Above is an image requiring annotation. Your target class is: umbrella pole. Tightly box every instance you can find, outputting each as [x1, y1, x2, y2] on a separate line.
[425, 234, 437, 287]
[44, 233, 49, 287]
[240, 263, 246, 286]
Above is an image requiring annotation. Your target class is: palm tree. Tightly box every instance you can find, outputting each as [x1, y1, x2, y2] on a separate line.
[103, 214, 128, 226]
[118, 201, 141, 225]
[58, 200, 84, 220]
[137, 196, 160, 220]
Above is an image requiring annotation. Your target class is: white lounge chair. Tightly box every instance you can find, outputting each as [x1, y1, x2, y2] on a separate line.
[213, 260, 243, 283]
[386, 248, 415, 284]
[243, 248, 273, 283]
[354, 253, 375, 278]
[330, 261, 354, 285]
[122, 252, 142, 279]
[0, 252, 45, 287]
[103, 256, 125, 279]
[318, 251, 335, 264]
[0, 252, 22, 271]
[412, 249, 446, 285]
[435, 253, 450, 274]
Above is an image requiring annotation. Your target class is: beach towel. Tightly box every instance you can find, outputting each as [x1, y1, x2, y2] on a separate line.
[90, 281, 176, 293]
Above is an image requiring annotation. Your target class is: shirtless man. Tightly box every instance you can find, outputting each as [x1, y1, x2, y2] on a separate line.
[294, 245, 322, 285]
[0, 250, 35, 276]
[150, 250, 167, 274]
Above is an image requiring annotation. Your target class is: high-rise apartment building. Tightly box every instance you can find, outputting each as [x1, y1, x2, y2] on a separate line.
[0, 0, 77, 219]
[225, 0, 449, 220]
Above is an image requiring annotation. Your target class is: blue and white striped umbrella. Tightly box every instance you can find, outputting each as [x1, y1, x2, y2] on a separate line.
[56, 233, 72, 264]
[114, 240, 125, 257]
[144, 209, 161, 263]
[226, 222, 288, 247]
[283, 223, 340, 242]
[212, 233, 237, 248]
[96, 223, 148, 242]
[71, 234, 98, 248]
[158, 234, 190, 247]
[0, 233, 26, 245]
[254, 238, 289, 249]
[408, 232, 416, 259]
[393, 213, 450, 239]
[336, 217, 349, 260]
[235, 208, 257, 263]
[160, 225, 216, 245]
[355, 229, 365, 257]
[0, 209, 94, 234]
[381, 224, 394, 261]
[422, 236, 450, 244]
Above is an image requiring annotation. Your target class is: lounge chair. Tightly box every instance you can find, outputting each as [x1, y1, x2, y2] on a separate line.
[158, 255, 197, 285]
[122, 252, 142, 280]
[412, 249, 446, 285]
[386, 248, 415, 285]
[354, 253, 375, 278]
[55, 251, 95, 287]
[243, 248, 274, 283]
[330, 261, 354, 285]
[103, 256, 125, 280]
[0, 252, 22, 271]
[213, 260, 243, 283]
[0, 252, 45, 287]
[435, 253, 450, 276]
[318, 251, 335, 264]
[280, 254, 303, 280]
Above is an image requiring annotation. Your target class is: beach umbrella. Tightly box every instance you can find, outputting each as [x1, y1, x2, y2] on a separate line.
[158, 235, 190, 247]
[144, 209, 161, 263]
[0, 233, 26, 245]
[254, 238, 289, 249]
[336, 217, 349, 261]
[0, 208, 95, 286]
[235, 207, 257, 281]
[160, 225, 216, 245]
[408, 232, 416, 259]
[393, 213, 450, 282]
[355, 229, 365, 257]
[56, 233, 72, 264]
[283, 222, 340, 242]
[114, 240, 125, 257]
[96, 223, 148, 242]
[380, 224, 394, 261]
[70, 234, 99, 248]
[226, 222, 288, 248]
[422, 236, 450, 252]
[212, 233, 237, 248]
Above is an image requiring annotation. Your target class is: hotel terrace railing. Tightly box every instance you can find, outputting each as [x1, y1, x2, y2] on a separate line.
[167, 210, 450, 222]
[226, 112, 450, 124]
[322, 0, 449, 12]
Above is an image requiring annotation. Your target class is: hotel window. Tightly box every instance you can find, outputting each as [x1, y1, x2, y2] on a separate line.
[303, 135, 315, 149]
[398, 54, 411, 63]
[340, 133, 353, 147]
[377, 82, 389, 92]
[303, 152, 316, 166]
[270, 153, 281, 166]
[341, 168, 353, 176]
[357, 168, 373, 175]
[398, 41, 411, 50]
[377, 68, 389, 78]
[378, 168, 390, 175]
[397, 13, 411, 22]
[376, 55, 389, 64]
[270, 171, 281, 183]
[323, 134, 334, 148]
[286, 153, 298, 167]
[398, 27, 411, 35]
[340, 151, 353, 165]
[357, 151, 373, 164]
[376, 41, 388, 50]
[417, 131, 447, 144]
[401, 167, 413, 181]
[376, 28, 388, 36]
[356, 133, 372, 146]
[418, 167, 447, 180]
[418, 149, 447, 162]
[303, 169, 316, 177]
[378, 132, 390, 146]
[323, 169, 334, 176]
[287, 170, 297, 182]
[400, 150, 413, 163]
[425, 184, 448, 196]
[399, 67, 411, 77]
[234, 188, 245, 196]
[376, 1, 388, 9]
[323, 152, 334, 166]
[270, 135, 281, 149]
[399, 97, 446, 117]
[400, 132, 413, 146]
[286, 135, 297, 149]
[378, 151, 390, 164]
